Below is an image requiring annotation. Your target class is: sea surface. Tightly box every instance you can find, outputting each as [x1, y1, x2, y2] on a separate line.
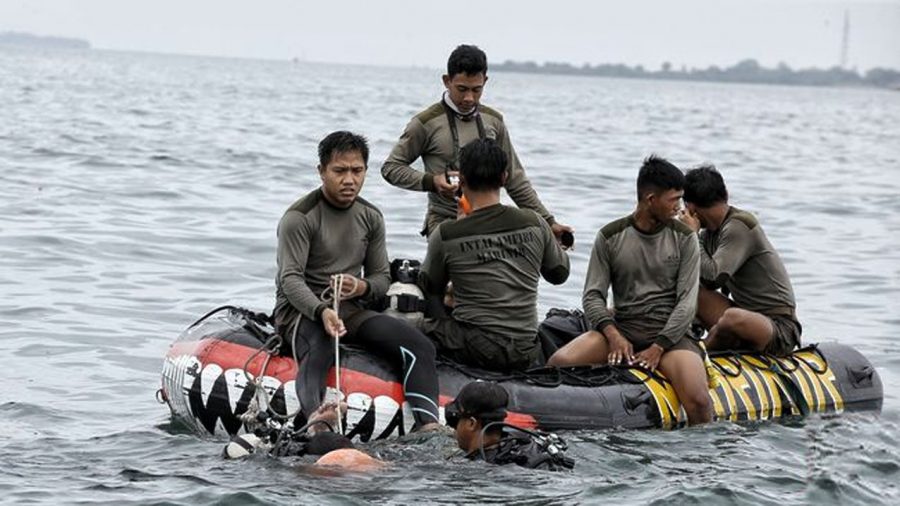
[1, 46, 898, 505]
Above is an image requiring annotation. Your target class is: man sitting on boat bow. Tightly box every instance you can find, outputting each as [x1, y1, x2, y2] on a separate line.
[272, 131, 440, 431]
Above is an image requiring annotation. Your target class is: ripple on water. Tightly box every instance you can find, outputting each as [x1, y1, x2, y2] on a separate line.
[1, 48, 899, 504]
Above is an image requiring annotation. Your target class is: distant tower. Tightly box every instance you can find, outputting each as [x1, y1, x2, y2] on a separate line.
[840, 10, 850, 69]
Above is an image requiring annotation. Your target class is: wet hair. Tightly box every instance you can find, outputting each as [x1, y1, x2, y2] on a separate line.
[305, 432, 355, 456]
[318, 131, 369, 168]
[455, 381, 508, 436]
[447, 45, 488, 77]
[459, 138, 507, 192]
[636, 154, 685, 200]
[684, 164, 728, 208]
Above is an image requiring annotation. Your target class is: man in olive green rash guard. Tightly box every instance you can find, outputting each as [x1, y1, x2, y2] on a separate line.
[381, 44, 573, 242]
[547, 156, 712, 425]
[680, 165, 801, 356]
[419, 138, 570, 372]
[273, 131, 440, 430]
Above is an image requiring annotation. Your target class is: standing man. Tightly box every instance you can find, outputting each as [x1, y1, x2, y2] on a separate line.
[680, 165, 801, 356]
[273, 131, 440, 431]
[547, 156, 712, 425]
[382, 44, 573, 241]
[419, 139, 570, 371]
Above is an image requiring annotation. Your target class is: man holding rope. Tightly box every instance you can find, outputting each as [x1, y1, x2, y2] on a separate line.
[273, 131, 441, 431]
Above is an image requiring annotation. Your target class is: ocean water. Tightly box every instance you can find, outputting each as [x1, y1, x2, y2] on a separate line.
[1, 46, 898, 505]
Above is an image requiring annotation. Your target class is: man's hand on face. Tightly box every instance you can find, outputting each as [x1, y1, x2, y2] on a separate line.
[679, 208, 701, 233]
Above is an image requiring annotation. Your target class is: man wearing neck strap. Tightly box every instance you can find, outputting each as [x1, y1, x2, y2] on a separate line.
[381, 44, 573, 242]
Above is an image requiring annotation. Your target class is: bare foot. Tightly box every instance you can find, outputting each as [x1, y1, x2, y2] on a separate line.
[307, 401, 347, 434]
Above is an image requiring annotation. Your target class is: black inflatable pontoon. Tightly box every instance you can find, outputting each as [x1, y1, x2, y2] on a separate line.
[160, 307, 883, 440]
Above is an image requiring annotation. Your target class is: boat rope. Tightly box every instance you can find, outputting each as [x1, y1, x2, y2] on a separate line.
[185, 305, 271, 332]
[706, 343, 827, 377]
[330, 274, 345, 434]
[240, 276, 354, 433]
[437, 357, 646, 388]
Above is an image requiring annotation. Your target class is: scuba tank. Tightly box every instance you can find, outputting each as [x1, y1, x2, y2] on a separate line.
[473, 422, 575, 471]
[222, 411, 349, 459]
[383, 259, 427, 329]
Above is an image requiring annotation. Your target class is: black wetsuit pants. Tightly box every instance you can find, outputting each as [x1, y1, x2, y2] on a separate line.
[291, 313, 440, 429]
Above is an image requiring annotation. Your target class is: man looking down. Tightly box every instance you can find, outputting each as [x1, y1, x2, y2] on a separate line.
[382, 44, 572, 243]
[419, 138, 570, 372]
[680, 165, 801, 356]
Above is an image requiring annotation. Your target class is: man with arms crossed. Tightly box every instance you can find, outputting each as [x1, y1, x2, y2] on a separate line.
[273, 131, 440, 430]
[382, 44, 572, 242]
[680, 165, 801, 356]
[419, 138, 570, 371]
[548, 156, 712, 425]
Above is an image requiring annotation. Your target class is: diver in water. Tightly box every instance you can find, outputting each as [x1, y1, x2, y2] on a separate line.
[444, 381, 574, 471]
[224, 402, 385, 472]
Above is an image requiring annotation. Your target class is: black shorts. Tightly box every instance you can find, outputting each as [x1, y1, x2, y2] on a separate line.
[764, 315, 802, 356]
[631, 336, 704, 357]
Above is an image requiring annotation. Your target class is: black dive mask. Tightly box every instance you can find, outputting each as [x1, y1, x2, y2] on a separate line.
[444, 399, 463, 428]
[444, 399, 507, 428]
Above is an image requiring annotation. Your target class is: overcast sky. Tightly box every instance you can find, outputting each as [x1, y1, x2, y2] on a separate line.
[2, 0, 898, 71]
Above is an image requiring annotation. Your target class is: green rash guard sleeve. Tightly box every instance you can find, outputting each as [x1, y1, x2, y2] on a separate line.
[582, 230, 615, 332]
[540, 218, 570, 284]
[700, 220, 754, 289]
[497, 121, 555, 226]
[418, 227, 448, 296]
[655, 233, 701, 349]
[361, 215, 391, 300]
[277, 211, 327, 321]
[381, 117, 436, 192]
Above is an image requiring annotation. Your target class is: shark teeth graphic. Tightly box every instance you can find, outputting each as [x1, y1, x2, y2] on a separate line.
[372, 395, 399, 437]
[283, 381, 299, 416]
[347, 392, 373, 431]
[224, 368, 250, 414]
[163, 354, 413, 440]
[200, 364, 224, 407]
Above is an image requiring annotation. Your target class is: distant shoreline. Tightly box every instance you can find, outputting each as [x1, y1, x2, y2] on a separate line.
[494, 59, 900, 90]
[0, 31, 90, 50]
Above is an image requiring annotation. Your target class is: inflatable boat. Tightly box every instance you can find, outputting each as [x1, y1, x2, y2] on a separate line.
[160, 307, 883, 440]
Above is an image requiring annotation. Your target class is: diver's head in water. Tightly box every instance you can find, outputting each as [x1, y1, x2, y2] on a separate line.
[305, 431, 354, 456]
[445, 381, 508, 453]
